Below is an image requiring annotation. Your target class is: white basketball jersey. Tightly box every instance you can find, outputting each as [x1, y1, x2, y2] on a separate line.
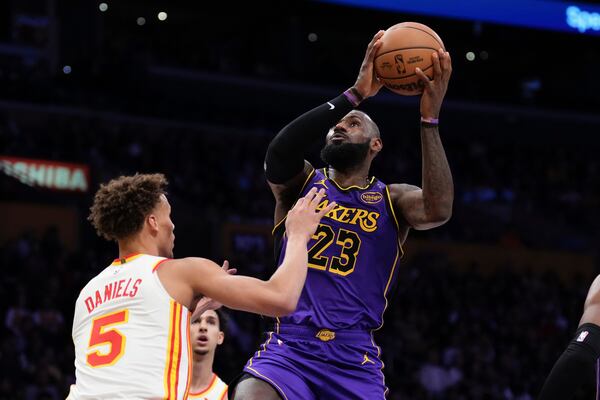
[68, 253, 192, 400]
[188, 374, 228, 400]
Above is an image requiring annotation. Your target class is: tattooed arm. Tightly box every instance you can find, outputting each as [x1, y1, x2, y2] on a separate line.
[389, 48, 454, 231]
[389, 123, 453, 230]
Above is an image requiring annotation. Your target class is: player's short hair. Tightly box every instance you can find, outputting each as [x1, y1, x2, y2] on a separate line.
[215, 309, 227, 334]
[88, 173, 168, 241]
[359, 111, 380, 138]
[350, 110, 380, 138]
[369, 120, 381, 138]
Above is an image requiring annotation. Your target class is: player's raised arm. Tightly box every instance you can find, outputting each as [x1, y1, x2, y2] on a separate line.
[389, 48, 454, 230]
[161, 188, 336, 317]
[264, 31, 385, 211]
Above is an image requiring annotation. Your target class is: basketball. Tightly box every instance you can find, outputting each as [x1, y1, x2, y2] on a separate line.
[374, 22, 445, 96]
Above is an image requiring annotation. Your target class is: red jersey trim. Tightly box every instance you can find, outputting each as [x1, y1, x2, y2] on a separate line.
[110, 253, 142, 266]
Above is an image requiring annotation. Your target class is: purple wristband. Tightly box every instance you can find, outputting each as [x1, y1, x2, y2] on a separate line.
[420, 116, 439, 125]
[343, 89, 361, 107]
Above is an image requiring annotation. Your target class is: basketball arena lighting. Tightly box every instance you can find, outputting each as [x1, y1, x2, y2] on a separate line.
[62, 65, 72, 74]
[317, 0, 600, 36]
[157, 11, 167, 21]
[98, 3, 108, 12]
[566, 6, 600, 33]
[137, 17, 146, 26]
[466, 52, 475, 61]
[308, 32, 318, 42]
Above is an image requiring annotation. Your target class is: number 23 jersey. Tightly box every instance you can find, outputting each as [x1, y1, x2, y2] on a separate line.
[274, 168, 402, 331]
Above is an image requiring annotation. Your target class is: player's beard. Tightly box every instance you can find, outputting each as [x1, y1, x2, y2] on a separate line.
[320, 140, 370, 172]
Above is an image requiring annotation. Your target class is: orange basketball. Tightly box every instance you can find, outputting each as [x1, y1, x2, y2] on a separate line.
[374, 22, 445, 96]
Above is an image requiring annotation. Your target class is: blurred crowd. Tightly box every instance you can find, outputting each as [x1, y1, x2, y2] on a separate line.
[1, 107, 598, 253]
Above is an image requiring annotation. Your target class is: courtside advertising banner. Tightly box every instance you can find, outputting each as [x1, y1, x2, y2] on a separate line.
[0, 155, 90, 192]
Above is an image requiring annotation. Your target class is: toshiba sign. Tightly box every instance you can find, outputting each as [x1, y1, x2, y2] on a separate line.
[0, 156, 90, 192]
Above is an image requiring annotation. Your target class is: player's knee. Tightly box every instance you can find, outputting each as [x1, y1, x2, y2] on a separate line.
[231, 376, 282, 400]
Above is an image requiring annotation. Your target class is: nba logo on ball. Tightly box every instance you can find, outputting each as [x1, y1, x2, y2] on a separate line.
[394, 55, 406, 74]
[374, 22, 445, 96]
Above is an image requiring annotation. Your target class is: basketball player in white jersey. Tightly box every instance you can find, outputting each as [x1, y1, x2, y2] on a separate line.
[188, 307, 228, 400]
[68, 173, 335, 400]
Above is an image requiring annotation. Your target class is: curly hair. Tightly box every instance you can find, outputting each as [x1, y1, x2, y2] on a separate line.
[88, 173, 168, 241]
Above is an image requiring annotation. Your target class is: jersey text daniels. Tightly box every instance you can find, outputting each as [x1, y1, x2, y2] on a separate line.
[84, 278, 142, 313]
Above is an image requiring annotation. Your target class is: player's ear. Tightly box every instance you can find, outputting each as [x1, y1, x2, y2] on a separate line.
[370, 137, 383, 152]
[217, 331, 224, 345]
[147, 214, 159, 234]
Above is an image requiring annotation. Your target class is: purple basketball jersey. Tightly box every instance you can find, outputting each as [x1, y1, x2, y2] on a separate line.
[274, 168, 402, 330]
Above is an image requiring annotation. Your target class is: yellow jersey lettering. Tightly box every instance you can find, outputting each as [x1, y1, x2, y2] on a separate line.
[326, 204, 343, 220]
[316, 199, 380, 233]
[316, 199, 329, 212]
[360, 212, 380, 233]
[337, 207, 353, 223]
[349, 209, 369, 225]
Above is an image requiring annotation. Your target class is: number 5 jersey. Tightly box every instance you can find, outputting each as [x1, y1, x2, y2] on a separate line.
[68, 254, 192, 400]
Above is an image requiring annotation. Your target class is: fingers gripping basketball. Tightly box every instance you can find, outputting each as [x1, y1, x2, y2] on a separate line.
[374, 22, 445, 96]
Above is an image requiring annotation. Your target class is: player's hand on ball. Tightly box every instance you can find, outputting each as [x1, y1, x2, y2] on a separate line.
[416, 48, 452, 119]
[286, 188, 336, 242]
[353, 30, 385, 99]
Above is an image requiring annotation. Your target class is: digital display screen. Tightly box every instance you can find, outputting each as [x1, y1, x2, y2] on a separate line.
[317, 0, 600, 36]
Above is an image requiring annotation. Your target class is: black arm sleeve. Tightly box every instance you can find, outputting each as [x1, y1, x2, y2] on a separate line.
[538, 323, 600, 400]
[264, 93, 355, 184]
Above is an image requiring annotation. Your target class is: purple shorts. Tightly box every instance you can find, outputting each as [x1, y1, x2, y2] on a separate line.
[243, 324, 388, 400]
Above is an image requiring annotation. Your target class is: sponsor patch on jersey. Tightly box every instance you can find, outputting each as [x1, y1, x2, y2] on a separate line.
[360, 191, 383, 204]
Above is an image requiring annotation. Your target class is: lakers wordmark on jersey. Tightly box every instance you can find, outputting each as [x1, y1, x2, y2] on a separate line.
[274, 168, 402, 331]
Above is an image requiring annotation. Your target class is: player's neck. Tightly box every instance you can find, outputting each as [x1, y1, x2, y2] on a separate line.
[328, 164, 370, 188]
[118, 235, 159, 259]
[190, 353, 215, 392]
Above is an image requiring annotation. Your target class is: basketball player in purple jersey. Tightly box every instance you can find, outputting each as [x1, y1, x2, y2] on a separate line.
[539, 276, 600, 399]
[232, 30, 453, 399]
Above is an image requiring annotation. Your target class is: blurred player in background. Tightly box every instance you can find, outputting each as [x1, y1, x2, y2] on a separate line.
[233, 31, 453, 399]
[188, 302, 228, 400]
[539, 275, 600, 399]
[68, 173, 335, 399]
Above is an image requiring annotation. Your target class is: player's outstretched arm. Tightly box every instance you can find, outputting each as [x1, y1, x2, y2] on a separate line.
[161, 188, 335, 317]
[265, 31, 384, 216]
[389, 49, 453, 230]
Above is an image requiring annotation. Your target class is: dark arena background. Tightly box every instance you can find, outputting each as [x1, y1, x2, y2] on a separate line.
[2, 0, 600, 398]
